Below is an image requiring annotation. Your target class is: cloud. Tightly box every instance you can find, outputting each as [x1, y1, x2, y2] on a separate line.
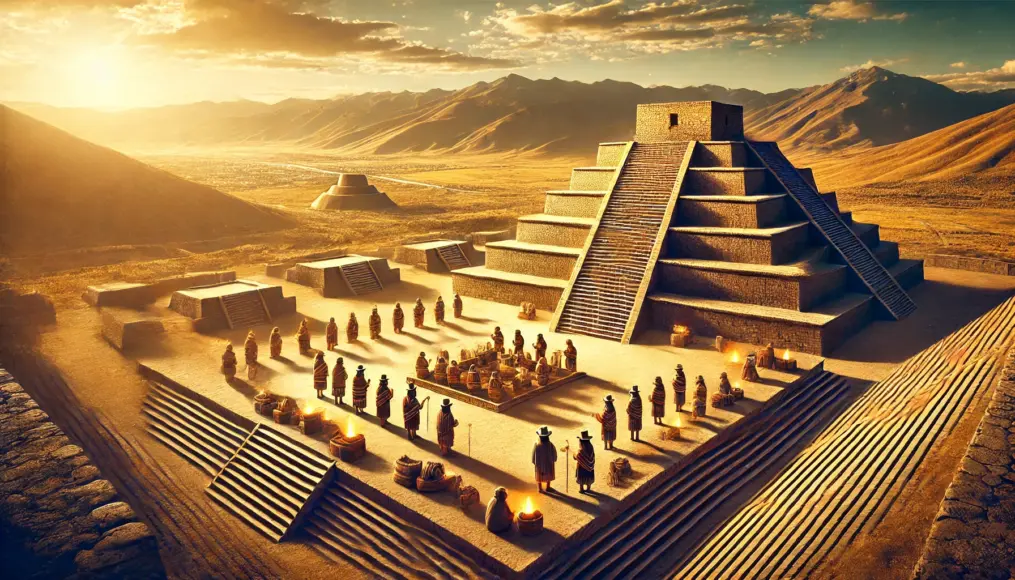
[840, 57, 908, 73]
[808, 1, 907, 22]
[504, 1, 757, 34]
[0, 0, 145, 6]
[137, 0, 519, 70]
[924, 60, 1015, 91]
[950, 61, 966, 69]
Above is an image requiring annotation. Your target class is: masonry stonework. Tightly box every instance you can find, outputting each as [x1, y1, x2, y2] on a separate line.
[684, 168, 768, 196]
[569, 168, 615, 191]
[677, 198, 787, 229]
[516, 221, 591, 248]
[485, 247, 577, 280]
[544, 193, 605, 219]
[635, 101, 744, 142]
[451, 275, 562, 312]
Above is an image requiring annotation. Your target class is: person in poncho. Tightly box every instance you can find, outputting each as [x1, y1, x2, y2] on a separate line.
[718, 371, 733, 406]
[513, 330, 525, 357]
[269, 327, 283, 359]
[627, 385, 643, 441]
[393, 303, 405, 334]
[325, 317, 339, 350]
[491, 327, 505, 353]
[244, 331, 258, 380]
[369, 307, 382, 340]
[346, 313, 359, 342]
[532, 334, 548, 361]
[375, 375, 393, 427]
[672, 364, 687, 412]
[436, 398, 459, 456]
[413, 298, 425, 329]
[415, 352, 430, 380]
[403, 381, 421, 440]
[313, 352, 328, 399]
[741, 352, 760, 382]
[574, 430, 596, 493]
[352, 365, 370, 414]
[651, 377, 666, 425]
[295, 319, 311, 354]
[434, 296, 446, 326]
[331, 357, 348, 405]
[447, 361, 462, 386]
[564, 339, 578, 372]
[594, 395, 617, 450]
[531, 425, 558, 493]
[693, 375, 708, 419]
[453, 293, 463, 319]
[221, 344, 237, 380]
[485, 487, 513, 533]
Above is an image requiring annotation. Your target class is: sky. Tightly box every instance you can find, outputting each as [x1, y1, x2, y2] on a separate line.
[1, 0, 1014, 109]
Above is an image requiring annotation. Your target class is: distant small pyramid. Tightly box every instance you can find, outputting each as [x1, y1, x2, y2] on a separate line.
[310, 173, 397, 211]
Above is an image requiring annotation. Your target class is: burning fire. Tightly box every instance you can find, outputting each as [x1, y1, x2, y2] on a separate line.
[522, 496, 535, 515]
[675, 415, 682, 428]
[346, 418, 356, 438]
[304, 405, 315, 415]
[730, 351, 740, 363]
[735, 381, 741, 389]
[783, 349, 791, 361]
[674, 325, 688, 334]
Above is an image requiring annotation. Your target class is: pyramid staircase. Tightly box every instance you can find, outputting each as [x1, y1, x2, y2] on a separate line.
[340, 261, 383, 295]
[437, 243, 471, 270]
[220, 291, 270, 330]
[207, 424, 335, 542]
[305, 485, 494, 579]
[536, 370, 851, 579]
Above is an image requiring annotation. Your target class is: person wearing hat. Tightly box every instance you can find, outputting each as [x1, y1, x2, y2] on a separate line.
[532, 426, 558, 493]
[325, 317, 339, 351]
[376, 375, 393, 427]
[593, 395, 618, 450]
[436, 398, 459, 456]
[312, 351, 328, 399]
[331, 356, 348, 406]
[352, 365, 370, 414]
[574, 430, 596, 493]
[346, 312, 359, 342]
[651, 377, 666, 425]
[403, 380, 421, 440]
[673, 365, 687, 412]
[627, 385, 643, 441]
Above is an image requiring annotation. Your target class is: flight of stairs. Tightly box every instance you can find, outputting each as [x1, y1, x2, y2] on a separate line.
[748, 141, 916, 320]
[305, 485, 494, 579]
[536, 370, 851, 579]
[341, 262, 383, 295]
[207, 424, 334, 542]
[677, 296, 1015, 579]
[142, 381, 250, 477]
[554, 142, 688, 341]
[220, 291, 270, 329]
[437, 243, 471, 270]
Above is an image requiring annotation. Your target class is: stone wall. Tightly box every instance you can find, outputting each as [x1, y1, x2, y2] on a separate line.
[667, 227, 808, 265]
[925, 255, 1015, 276]
[569, 168, 615, 191]
[692, 142, 746, 168]
[684, 168, 767, 196]
[914, 349, 1015, 579]
[451, 274, 563, 312]
[677, 198, 787, 228]
[485, 247, 577, 281]
[0, 369, 164, 578]
[516, 221, 591, 248]
[656, 264, 846, 311]
[634, 102, 744, 142]
[595, 142, 628, 167]
[544, 193, 604, 219]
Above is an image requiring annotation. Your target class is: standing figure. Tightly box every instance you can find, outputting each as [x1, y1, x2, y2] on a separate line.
[651, 377, 666, 425]
[758, 343, 777, 370]
[244, 330, 258, 378]
[403, 381, 421, 440]
[673, 364, 687, 412]
[485, 487, 514, 534]
[594, 395, 617, 450]
[693, 375, 708, 419]
[491, 327, 505, 353]
[221, 344, 237, 380]
[564, 339, 578, 372]
[375, 375, 393, 426]
[434, 296, 446, 326]
[535, 357, 551, 387]
[436, 398, 459, 456]
[453, 293, 463, 319]
[433, 357, 448, 384]
[532, 426, 557, 493]
[627, 386, 643, 441]
[465, 364, 481, 393]
[296, 319, 311, 354]
[413, 298, 425, 328]
[574, 431, 596, 493]
[352, 365, 370, 414]
[369, 307, 382, 340]
[513, 330, 525, 357]
[415, 351, 430, 380]
[331, 357, 348, 405]
[325, 317, 339, 350]
[269, 327, 283, 358]
[346, 313, 359, 342]
[487, 370, 505, 402]
[393, 303, 405, 334]
[313, 352, 328, 399]
[532, 334, 547, 361]
[447, 360, 462, 386]
[741, 352, 760, 382]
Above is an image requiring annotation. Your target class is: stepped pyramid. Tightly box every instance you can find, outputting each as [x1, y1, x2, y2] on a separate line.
[311, 174, 396, 211]
[452, 101, 923, 355]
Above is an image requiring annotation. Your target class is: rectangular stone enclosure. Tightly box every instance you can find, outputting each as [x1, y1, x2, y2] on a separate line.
[635, 101, 745, 142]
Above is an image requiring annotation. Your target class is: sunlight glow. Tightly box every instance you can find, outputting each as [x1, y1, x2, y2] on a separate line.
[66, 46, 126, 109]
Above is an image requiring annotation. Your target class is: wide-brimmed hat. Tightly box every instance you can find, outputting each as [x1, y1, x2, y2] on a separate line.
[630, 385, 640, 394]
[536, 425, 552, 437]
[578, 430, 593, 441]
[604, 394, 614, 403]
[357, 365, 365, 371]
[441, 398, 452, 408]
[676, 364, 683, 370]
[381, 374, 388, 380]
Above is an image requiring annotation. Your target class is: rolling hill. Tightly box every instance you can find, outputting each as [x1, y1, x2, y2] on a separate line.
[745, 67, 1015, 151]
[0, 106, 291, 256]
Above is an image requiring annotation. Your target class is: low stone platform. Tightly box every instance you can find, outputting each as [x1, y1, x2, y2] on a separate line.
[285, 254, 400, 297]
[396, 239, 479, 272]
[412, 370, 586, 413]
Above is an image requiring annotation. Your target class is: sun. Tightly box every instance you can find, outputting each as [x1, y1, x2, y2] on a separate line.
[66, 46, 126, 109]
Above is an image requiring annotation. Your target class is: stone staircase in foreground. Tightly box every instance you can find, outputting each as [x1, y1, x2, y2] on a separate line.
[677, 295, 1015, 579]
[537, 370, 850, 579]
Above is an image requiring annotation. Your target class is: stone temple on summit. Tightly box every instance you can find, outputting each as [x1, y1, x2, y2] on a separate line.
[453, 101, 923, 355]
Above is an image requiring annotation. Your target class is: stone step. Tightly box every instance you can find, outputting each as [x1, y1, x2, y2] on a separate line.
[667, 222, 812, 266]
[452, 266, 566, 312]
[684, 167, 769, 196]
[484, 240, 580, 281]
[516, 214, 594, 248]
[544, 190, 608, 218]
[677, 194, 788, 229]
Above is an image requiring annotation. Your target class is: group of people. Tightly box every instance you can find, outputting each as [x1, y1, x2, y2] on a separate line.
[488, 327, 579, 373]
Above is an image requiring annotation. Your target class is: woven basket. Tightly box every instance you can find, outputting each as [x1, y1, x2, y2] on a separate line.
[393, 472, 416, 488]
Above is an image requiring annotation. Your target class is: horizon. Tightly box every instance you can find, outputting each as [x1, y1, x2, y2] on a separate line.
[1, 1, 1014, 109]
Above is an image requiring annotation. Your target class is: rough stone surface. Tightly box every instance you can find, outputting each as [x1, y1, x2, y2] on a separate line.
[915, 350, 1015, 579]
[0, 368, 164, 579]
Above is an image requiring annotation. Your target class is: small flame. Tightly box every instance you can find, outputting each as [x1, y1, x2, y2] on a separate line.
[347, 418, 356, 437]
[783, 349, 791, 361]
[522, 496, 535, 515]
[675, 415, 682, 428]
[304, 405, 315, 415]
[730, 351, 740, 363]
[735, 381, 741, 389]
[675, 325, 688, 334]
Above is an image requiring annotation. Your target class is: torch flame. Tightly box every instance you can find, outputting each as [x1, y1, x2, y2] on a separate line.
[675, 325, 688, 334]
[730, 351, 740, 363]
[347, 418, 355, 437]
[783, 349, 791, 361]
[675, 415, 682, 428]
[522, 496, 534, 515]
[304, 405, 314, 415]
[735, 381, 741, 389]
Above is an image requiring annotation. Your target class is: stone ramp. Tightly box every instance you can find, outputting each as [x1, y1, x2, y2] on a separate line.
[677, 295, 1015, 579]
[536, 370, 850, 580]
[748, 141, 916, 320]
[305, 486, 495, 580]
[554, 141, 690, 342]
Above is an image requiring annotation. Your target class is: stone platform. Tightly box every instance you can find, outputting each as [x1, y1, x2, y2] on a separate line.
[134, 263, 823, 575]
